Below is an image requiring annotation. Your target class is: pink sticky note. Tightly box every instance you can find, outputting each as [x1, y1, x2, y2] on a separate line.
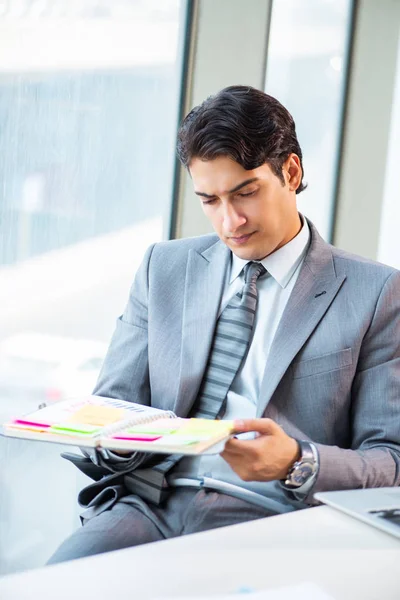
[112, 434, 162, 442]
[13, 419, 51, 428]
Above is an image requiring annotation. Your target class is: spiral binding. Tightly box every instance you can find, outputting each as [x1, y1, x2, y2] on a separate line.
[99, 409, 176, 438]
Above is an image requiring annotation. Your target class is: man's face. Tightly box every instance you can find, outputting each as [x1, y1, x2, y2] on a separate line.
[189, 155, 302, 260]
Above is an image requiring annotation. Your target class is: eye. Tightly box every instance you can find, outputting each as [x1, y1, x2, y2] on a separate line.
[202, 198, 217, 205]
[238, 190, 256, 198]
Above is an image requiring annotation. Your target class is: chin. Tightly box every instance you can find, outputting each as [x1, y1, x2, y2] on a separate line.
[231, 248, 262, 261]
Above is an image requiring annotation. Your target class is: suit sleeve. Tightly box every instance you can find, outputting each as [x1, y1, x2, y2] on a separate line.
[306, 270, 400, 504]
[93, 243, 154, 403]
[87, 243, 156, 474]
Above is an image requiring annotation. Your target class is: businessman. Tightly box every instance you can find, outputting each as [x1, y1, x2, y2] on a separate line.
[49, 85, 400, 563]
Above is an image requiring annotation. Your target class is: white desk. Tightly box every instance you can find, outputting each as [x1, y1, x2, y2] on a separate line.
[0, 505, 399, 599]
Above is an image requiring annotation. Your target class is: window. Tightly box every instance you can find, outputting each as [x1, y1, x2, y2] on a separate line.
[378, 31, 400, 269]
[0, 0, 187, 574]
[264, 0, 353, 240]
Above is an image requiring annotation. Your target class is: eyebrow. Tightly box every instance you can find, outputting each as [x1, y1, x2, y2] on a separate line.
[194, 177, 259, 198]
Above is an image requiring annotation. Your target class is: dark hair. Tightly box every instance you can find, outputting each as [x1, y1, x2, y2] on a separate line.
[177, 85, 306, 194]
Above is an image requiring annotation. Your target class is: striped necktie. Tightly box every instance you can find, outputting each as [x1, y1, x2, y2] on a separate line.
[123, 261, 267, 505]
[194, 260, 267, 419]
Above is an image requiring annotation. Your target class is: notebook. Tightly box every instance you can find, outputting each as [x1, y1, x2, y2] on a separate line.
[0, 395, 234, 455]
[314, 487, 400, 540]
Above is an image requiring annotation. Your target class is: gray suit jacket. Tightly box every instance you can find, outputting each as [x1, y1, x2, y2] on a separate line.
[94, 219, 400, 503]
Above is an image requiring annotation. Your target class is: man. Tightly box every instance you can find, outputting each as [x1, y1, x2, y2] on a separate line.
[49, 85, 400, 563]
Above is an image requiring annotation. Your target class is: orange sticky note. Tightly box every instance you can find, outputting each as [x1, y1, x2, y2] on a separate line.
[68, 405, 124, 427]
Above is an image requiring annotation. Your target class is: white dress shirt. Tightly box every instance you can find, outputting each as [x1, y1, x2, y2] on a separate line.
[169, 217, 316, 513]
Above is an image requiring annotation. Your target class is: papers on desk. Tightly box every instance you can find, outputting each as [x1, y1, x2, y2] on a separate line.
[155, 581, 335, 600]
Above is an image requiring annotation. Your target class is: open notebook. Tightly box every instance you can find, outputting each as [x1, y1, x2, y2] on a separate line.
[1, 395, 234, 455]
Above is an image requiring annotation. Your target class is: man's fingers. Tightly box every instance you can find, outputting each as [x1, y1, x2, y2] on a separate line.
[232, 418, 279, 435]
[222, 434, 269, 456]
[222, 437, 248, 455]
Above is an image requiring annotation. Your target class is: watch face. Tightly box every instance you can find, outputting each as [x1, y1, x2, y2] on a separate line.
[292, 464, 313, 485]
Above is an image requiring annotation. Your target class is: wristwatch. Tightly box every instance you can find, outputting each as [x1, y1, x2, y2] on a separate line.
[282, 440, 318, 489]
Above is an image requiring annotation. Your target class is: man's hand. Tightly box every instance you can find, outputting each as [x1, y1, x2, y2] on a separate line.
[220, 418, 300, 482]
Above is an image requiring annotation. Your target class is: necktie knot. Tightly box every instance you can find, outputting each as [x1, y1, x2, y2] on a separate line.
[243, 261, 266, 284]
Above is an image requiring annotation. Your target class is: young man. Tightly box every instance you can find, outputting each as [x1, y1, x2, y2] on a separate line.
[49, 86, 400, 563]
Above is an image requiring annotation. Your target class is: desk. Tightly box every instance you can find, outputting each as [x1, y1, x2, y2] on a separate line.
[0, 505, 399, 599]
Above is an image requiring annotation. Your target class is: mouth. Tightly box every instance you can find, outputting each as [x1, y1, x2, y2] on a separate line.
[229, 232, 255, 245]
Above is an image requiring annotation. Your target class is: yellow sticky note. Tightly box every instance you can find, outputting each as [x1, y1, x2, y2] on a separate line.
[182, 419, 234, 433]
[68, 405, 124, 427]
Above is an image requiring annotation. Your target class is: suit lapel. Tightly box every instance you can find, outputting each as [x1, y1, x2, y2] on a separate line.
[174, 240, 230, 416]
[257, 222, 346, 416]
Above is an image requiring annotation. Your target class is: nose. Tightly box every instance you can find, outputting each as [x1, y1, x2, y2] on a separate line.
[222, 204, 246, 233]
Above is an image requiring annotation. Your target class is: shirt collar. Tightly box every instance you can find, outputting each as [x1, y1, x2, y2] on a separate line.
[229, 215, 310, 289]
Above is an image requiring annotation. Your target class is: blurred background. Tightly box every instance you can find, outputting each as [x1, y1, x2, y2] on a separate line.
[0, 0, 399, 575]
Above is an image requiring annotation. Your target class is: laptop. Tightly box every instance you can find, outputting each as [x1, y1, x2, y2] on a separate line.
[314, 487, 400, 540]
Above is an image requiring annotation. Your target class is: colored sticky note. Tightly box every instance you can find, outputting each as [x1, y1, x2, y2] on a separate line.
[112, 434, 162, 442]
[180, 419, 234, 434]
[68, 405, 124, 427]
[13, 419, 51, 429]
[125, 418, 181, 435]
[125, 425, 179, 435]
[51, 424, 101, 436]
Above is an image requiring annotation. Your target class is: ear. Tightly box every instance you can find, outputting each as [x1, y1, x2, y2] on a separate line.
[283, 154, 302, 192]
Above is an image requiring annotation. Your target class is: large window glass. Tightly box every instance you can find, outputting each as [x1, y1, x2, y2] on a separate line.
[0, 0, 186, 574]
[378, 32, 400, 269]
[265, 0, 353, 240]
